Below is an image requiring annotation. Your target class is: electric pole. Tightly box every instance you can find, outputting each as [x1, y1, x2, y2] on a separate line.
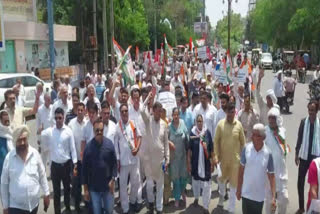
[110, 0, 115, 73]
[102, 0, 108, 72]
[47, 0, 55, 80]
[93, 0, 98, 73]
[154, 0, 157, 53]
[228, 0, 231, 51]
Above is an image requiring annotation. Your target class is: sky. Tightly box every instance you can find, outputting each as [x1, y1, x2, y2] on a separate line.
[206, 0, 250, 27]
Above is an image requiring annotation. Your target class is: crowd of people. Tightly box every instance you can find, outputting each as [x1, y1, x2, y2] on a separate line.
[0, 52, 320, 214]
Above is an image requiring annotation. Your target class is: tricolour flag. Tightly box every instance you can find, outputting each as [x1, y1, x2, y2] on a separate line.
[135, 46, 139, 62]
[164, 34, 174, 57]
[224, 49, 233, 84]
[189, 37, 194, 52]
[113, 38, 135, 86]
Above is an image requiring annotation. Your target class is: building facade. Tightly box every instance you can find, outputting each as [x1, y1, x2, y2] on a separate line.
[0, 0, 76, 73]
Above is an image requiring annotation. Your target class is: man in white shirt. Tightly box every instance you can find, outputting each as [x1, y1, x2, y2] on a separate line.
[68, 102, 87, 212]
[41, 107, 78, 214]
[1, 125, 50, 214]
[50, 85, 73, 124]
[12, 84, 25, 107]
[237, 124, 276, 214]
[273, 71, 285, 112]
[215, 93, 229, 128]
[36, 93, 53, 172]
[194, 91, 217, 137]
[101, 100, 116, 143]
[114, 103, 142, 214]
[81, 101, 99, 160]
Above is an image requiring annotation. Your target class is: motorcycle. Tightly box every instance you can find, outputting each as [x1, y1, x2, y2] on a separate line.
[273, 59, 283, 73]
[283, 91, 294, 113]
[237, 58, 241, 67]
[297, 67, 306, 83]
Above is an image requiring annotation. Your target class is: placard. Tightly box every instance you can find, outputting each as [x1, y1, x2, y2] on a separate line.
[238, 65, 248, 83]
[214, 68, 227, 85]
[198, 46, 207, 60]
[157, 91, 177, 118]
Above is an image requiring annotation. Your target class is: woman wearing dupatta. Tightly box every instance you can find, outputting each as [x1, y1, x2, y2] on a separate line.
[168, 108, 189, 208]
[187, 114, 214, 214]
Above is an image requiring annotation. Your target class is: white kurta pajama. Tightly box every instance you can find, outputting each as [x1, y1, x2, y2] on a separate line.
[265, 126, 289, 214]
[141, 105, 169, 212]
[114, 120, 142, 213]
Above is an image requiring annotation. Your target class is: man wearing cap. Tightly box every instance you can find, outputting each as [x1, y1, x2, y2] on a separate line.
[255, 68, 279, 125]
[264, 107, 289, 214]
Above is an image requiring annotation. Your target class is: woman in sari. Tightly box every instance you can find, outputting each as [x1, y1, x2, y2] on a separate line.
[168, 107, 189, 207]
[187, 114, 214, 214]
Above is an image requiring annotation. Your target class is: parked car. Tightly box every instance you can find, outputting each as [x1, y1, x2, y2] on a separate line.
[0, 73, 51, 107]
[261, 52, 273, 69]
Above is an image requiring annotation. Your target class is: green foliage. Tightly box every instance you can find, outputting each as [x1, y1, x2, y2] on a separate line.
[249, 0, 320, 49]
[114, 0, 150, 49]
[215, 13, 245, 56]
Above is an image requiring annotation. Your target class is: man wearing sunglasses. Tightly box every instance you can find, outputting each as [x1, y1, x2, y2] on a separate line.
[41, 107, 77, 214]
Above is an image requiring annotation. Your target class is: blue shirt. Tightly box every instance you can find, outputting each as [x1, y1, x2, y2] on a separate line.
[82, 137, 117, 192]
[180, 109, 194, 132]
[95, 82, 106, 100]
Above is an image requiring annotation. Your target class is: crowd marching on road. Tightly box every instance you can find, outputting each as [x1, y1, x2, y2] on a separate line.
[1, 50, 320, 214]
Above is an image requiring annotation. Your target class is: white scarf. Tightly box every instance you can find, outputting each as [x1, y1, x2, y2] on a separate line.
[0, 123, 12, 140]
[192, 125, 207, 179]
[299, 117, 320, 160]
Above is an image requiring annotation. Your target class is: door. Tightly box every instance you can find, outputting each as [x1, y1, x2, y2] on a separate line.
[0, 41, 16, 73]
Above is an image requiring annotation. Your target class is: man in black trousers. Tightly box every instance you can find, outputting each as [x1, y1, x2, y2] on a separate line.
[295, 100, 319, 214]
[41, 107, 78, 214]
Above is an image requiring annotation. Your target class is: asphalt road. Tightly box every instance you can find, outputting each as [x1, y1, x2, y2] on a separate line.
[0, 69, 313, 214]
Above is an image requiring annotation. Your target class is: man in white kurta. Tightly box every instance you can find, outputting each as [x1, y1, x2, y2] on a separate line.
[114, 103, 142, 213]
[265, 107, 289, 214]
[141, 99, 169, 213]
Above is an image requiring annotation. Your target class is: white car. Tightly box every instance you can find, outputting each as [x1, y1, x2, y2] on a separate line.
[0, 73, 51, 107]
[261, 53, 273, 69]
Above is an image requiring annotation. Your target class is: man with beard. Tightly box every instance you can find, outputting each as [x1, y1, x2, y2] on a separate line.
[101, 100, 117, 143]
[41, 108, 78, 214]
[1, 125, 50, 214]
[141, 97, 169, 214]
[3, 89, 40, 130]
[115, 103, 142, 214]
[82, 118, 117, 214]
[0, 110, 13, 178]
[68, 102, 87, 212]
[213, 103, 246, 214]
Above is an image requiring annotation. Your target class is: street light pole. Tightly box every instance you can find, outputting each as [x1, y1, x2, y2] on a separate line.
[154, 0, 157, 53]
[228, 0, 231, 51]
[47, 0, 55, 80]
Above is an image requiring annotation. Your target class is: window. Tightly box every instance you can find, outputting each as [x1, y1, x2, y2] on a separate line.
[0, 78, 16, 88]
[22, 76, 40, 87]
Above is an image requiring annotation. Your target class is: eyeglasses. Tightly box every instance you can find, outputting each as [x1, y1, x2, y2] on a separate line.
[95, 128, 103, 133]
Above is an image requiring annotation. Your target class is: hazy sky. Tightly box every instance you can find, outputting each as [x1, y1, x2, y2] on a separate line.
[206, 0, 250, 27]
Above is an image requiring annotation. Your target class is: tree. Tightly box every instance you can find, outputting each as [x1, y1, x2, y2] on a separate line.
[215, 13, 245, 56]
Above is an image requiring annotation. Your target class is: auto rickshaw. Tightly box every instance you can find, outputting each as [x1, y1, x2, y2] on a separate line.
[252, 48, 262, 66]
[282, 51, 295, 71]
